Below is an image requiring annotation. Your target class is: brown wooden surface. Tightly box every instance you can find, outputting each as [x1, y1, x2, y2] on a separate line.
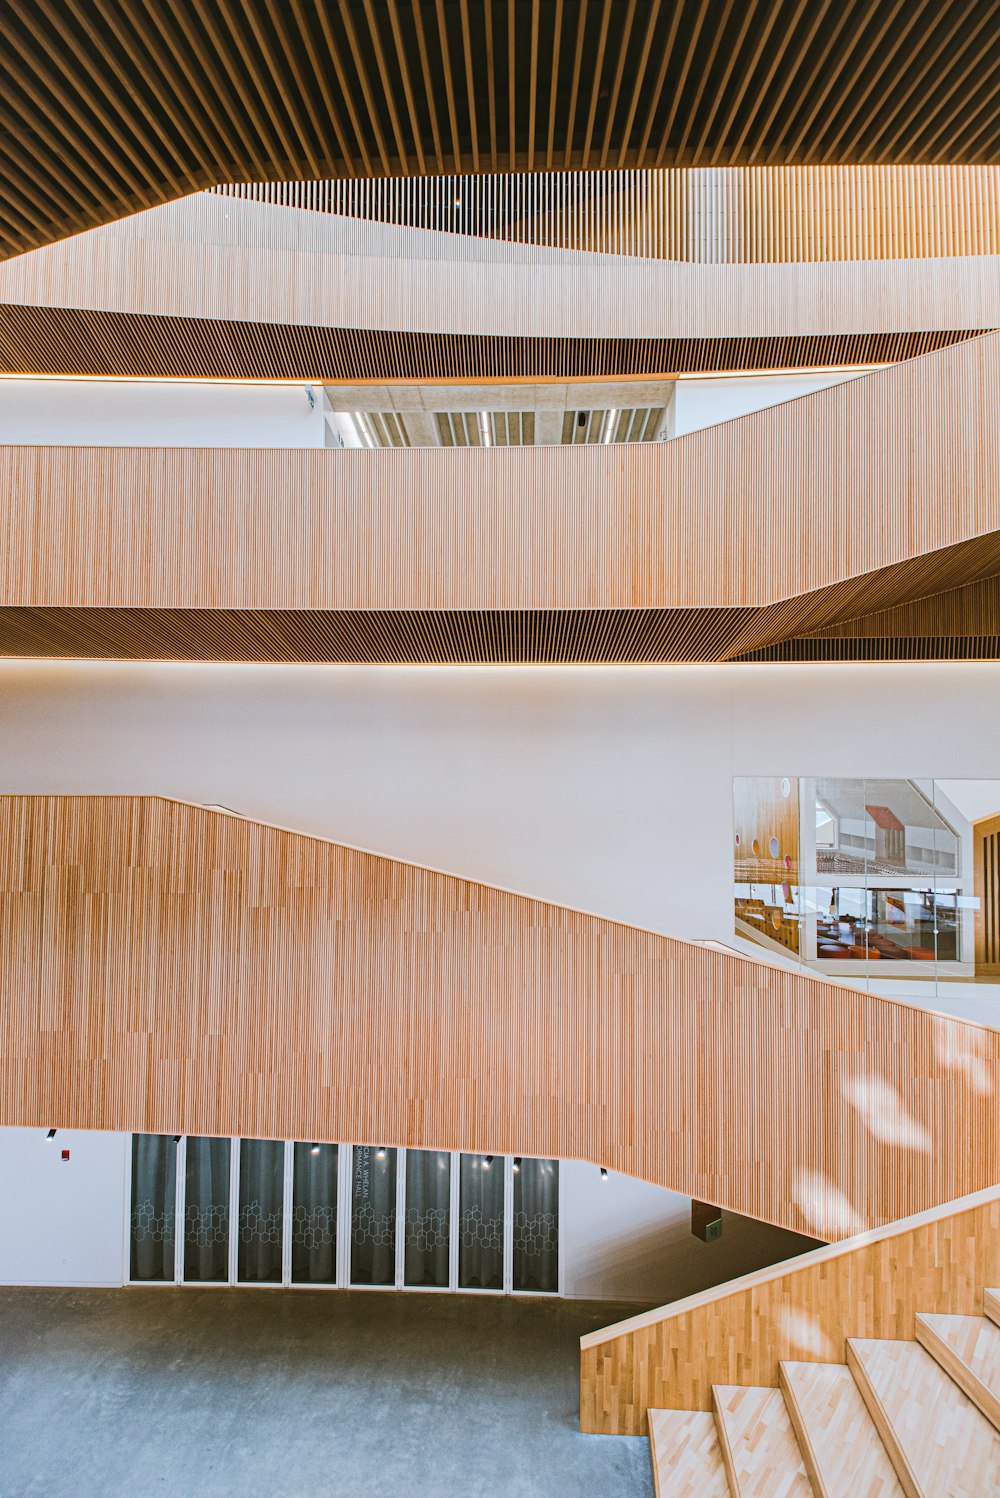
[3, 4, 1000, 260]
[221, 166, 1000, 264]
[3, 330, 1000, 660]
[581, 1190, 1000, 1433]
[3, 796, 1000, 1255]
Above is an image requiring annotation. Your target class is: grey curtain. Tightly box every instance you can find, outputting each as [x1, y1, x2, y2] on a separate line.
[130, 1134, 176, 1281]
[350, 1146, 396, 1285]
[292, 1142, 338, 1284]
[184, 1136, 231, 1281]
[404, 1150, 450, 1287]
[458, 1153, 503, 1290]
[237, 1138, 284, 1283]
[513, 1158, 559, 1292]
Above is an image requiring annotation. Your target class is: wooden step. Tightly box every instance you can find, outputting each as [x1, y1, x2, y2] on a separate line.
[847, 1337, 1000, 1497]
[984, 1287, 1000, 1330]
[647, 1409, 728, 1498]
[779, 1360, 903, 1497]
[915, 1312, 1000, 1430]
[711, 1384, 812, 1497]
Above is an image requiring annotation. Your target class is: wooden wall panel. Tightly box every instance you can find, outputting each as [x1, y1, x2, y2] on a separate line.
[3, 3, 1000, 259]
[580, 1188, 1000, 1433]
[0, 195, 996, 372]
[2, 331, 1000, 660]
[222, 166, 1000, 264]
[2, 796, 1000, 1254]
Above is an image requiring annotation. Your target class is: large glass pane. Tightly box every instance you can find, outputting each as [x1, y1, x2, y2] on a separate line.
[513, 1157, 559, 1293]
[129, 1133, 176, 1282]
[184, 1135, 231, 1282]
[459, 1152, 503, 1290]
[291, 1142, 338, 1284]
[404, 1149, 450, 1288]
[350, 1145, 396, 1286]
[237, 1138, 284, 1283]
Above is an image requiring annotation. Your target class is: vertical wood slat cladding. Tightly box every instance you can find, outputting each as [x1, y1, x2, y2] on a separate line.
[217, 165, 1000, 264]
[579, 1189, 1000, 1433]
[2, 195, 998, 363]
[2, 332, 1000, 638]
[3, 796, 1000, 1251]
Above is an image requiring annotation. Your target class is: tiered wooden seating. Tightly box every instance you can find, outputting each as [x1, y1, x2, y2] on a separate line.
[646, 1285, 1000, 1495]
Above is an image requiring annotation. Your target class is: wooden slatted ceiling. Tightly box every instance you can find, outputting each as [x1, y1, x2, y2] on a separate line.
[2, 2, 1000, 259]
[219, 165, 1000, 263]
[3, 795, 1000, 1245]
[2, 331, 1000, 662]
[580, 1187, 1000, 1432]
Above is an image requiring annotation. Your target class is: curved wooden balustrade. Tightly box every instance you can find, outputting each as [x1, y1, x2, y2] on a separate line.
[1, 796, 999, 1251]
[0, 195, 994, 383]
[1, 2, 998, 259]
[580, 1186, 1000, 1434]
[2, 331, 1000, 661]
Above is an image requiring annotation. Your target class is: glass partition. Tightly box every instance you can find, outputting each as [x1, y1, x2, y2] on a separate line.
[513, 1157, 559, 1293]
[458, 1152, 503, 1290]
[404, 1149, 451, 1288]
[291, 1142, 338, 1284]
[184, 1136, 231, 1282]
[237, 1138, 284, 1283]
[350, 1145, 397, 1286]
[129, 1133, 176, 1282]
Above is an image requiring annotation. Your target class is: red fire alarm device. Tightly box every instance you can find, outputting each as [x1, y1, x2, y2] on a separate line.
[61, 1149, 70, 1161]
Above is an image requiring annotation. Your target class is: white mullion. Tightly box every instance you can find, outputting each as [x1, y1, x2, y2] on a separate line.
[503, 1155, 514, 1294]
[174, 1135, 186, 1284]
[121, 1134, 134, 1285]
[281, 1140, 294, 1286]
[557, 1161, 565, 1298]
[395, 1147, 407, 1289]
[448, 1150, 460, 1291]
[228, 1137, 240, 1285]
[338, 1144, 352, 1287]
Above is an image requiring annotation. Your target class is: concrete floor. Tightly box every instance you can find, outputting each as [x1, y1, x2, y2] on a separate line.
[0, 1288, 654, 1497]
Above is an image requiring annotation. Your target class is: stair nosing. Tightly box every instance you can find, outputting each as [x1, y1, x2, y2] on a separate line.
[914, 1312, 1000, 1434]
[845, 1339, 923, 1498]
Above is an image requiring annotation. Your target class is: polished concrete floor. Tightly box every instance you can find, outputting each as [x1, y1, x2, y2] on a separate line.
[0, 1288, 654, 1497]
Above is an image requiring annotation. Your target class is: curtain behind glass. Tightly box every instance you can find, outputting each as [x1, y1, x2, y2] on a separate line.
[513, 1158, 558, 1292]
[404, 1150, 450, 1287]
[459, 1153, 503, 1290]
[350, 1146, 396, 1285]
[184, 1136, 231, 1282]
[130, 1134, 176, 1281]
[292, 1142, 338, 1284]
[237, 1138, 284, 1283]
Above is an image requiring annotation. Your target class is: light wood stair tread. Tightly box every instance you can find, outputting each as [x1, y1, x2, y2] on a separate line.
[848, 1337, 1000, 1497]
[984, 1288, 1000, 1330]
[712, 1384, 812, 1497]
[647, 1409, 728, 1498]
[915, 1312, 1000, 1430]
[779, 1360, 904, 1496]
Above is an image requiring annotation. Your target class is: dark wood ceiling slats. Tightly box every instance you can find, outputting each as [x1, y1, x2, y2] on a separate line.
[2, 0, 1000, 260]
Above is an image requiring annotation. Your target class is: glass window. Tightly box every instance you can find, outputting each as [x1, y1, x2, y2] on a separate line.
[404, 1149, 450, 1288]
[130, 1134, 176, 1282]
[350, 1145, 396, 1286]
[184, 1136, 231, 1282]
[237, 1138, 284, 1283]
[513, 1157, 559, 1293]
[458, 1152, 503, 1290]
[291, 1142, 338, 1284]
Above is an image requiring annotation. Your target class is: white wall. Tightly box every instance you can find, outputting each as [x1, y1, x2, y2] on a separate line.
[0, 1127, 127, 1286]
[0, 660, 998, 1024]
[560, 1162, 816, 1303]
[672, 369, 874, 436]
[0, 379, 325, 447]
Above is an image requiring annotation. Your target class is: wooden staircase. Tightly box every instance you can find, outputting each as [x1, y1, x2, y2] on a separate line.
[649, 1288, 1000, 1496]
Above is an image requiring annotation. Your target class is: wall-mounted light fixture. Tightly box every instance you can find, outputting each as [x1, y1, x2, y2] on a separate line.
[600, 1167, 609, 1181]
[512, 1157, 522, 1173]
[45, 1128, 57, 1141]
[376, 1146, 386, 1159]
[310, 1143, 320, 1156]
